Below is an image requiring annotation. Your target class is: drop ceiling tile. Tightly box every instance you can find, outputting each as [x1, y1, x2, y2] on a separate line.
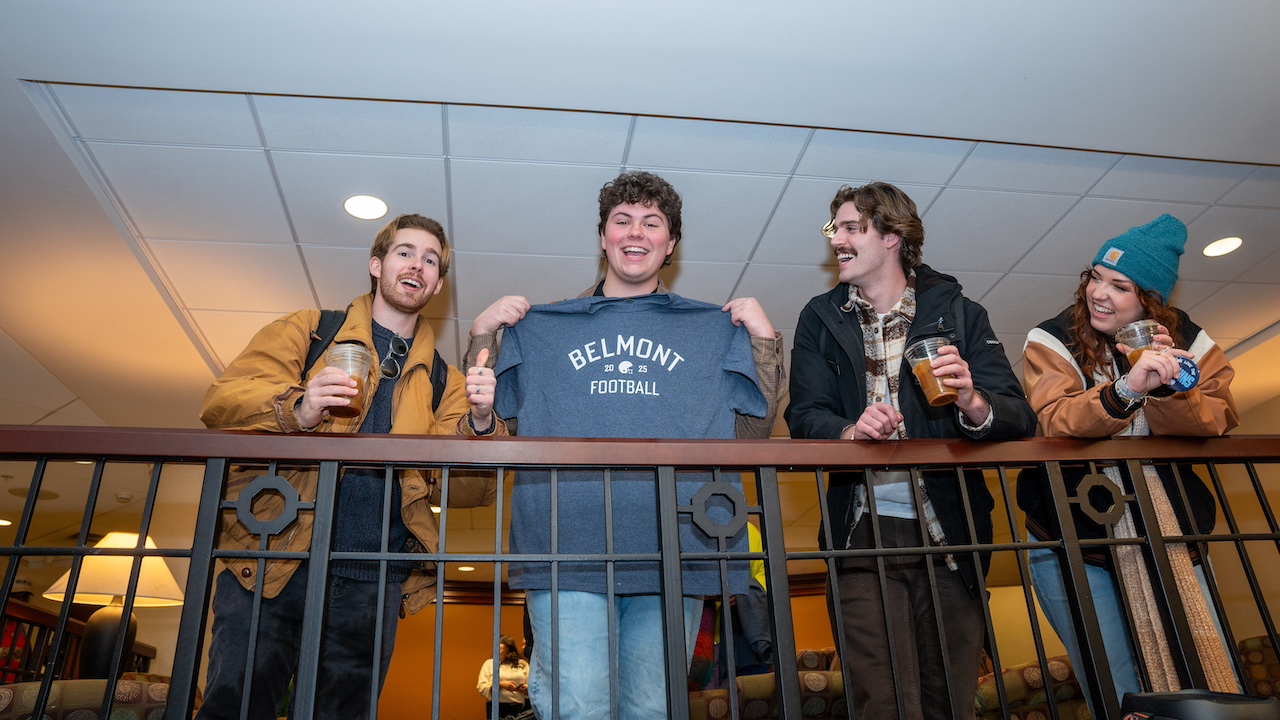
[0, 328, 76, 413]
[753, 178, 941, 267]
[34, 400, 107, 427]
[88, 143, 293, 243]
[447, 105, 630, 164]
[426, 319, 461, 368]
[1013, 197, 1208, 274]
[1185, 206, 1280, 282]
[449, 160, 619, 255]
[1235, 246, 1280, 285]
[148, 240, 314, 313]
[751, 178, 841, 268]
[1183, 283, 1280, 340]
[943, 272, 1004, 304]
[254, 95, 444, 155]
[920, 188, 1077, 272]
[629, 170, 788, 263]
[995, 333, 1025, 370]
[1228, 335, 1280, 416]
[795, 130, 973, 185]
[272, 152, 449, 247]
[978, 274, 1083, 338]
[627, 117, 808, 174]
[190, 309, 290, 368]
[51, 85, 260, 146]
[737, 263, 842, 335]
[949, 143, 1119, 194]
[448, 252, 603, 322]
[1167, 279, 1226, 313]
[785, 514, 824, 544]
[300, 245, 439, 318]
[1219, 167, 1280, 208]
[777, 495, 816, 525]
[0, 398, 51, 425]
[1216, 338, 1243, 352]
[659, 260, 747, 305]
[1089, 156, 1255, 203]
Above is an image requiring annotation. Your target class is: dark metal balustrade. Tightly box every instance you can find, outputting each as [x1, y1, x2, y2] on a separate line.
[0, 426, 1277, 720]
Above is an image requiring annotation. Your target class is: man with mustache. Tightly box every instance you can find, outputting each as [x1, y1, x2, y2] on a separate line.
[786, 182, 1035, 720]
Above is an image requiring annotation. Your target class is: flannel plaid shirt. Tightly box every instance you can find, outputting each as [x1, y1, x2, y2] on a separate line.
[843, 272, 958, 571]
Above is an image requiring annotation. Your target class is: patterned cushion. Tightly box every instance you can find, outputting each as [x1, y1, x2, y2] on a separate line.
[0, 679, 170, 720]
[687, 664, 844, 719]
[796, 647, 839, 671]
[1239, 635, 1280, 700]
[974, 655, 1082, 716]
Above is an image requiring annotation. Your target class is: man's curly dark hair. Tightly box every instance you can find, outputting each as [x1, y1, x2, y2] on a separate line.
[597, 171, 683, 266]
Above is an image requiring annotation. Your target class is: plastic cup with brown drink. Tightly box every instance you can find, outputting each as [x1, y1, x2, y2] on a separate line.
[324, 342, 373, 418]
[905, 337, 959, 407]
[1114, 319, 1200, 392]
[1115, 319, 1162, 367]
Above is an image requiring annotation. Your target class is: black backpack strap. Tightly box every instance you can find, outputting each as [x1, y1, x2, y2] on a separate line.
[431, 349, 447, 414]
[303, 310, 347, 380]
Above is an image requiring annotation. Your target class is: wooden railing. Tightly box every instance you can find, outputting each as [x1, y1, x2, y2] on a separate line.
[0, 426, 1278, 720]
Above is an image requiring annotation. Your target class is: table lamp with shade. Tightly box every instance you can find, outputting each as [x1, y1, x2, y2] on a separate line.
[42, 532, 184, 678]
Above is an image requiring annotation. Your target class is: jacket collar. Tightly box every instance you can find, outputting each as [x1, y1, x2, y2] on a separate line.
[335, 294, 437, 371]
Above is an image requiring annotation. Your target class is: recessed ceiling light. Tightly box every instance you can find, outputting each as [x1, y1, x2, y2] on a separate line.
[1203, 236, 1242, 257]
[457, 566, 476, 572]
[0, 519, 12, 527]
[344, 195, 388, 220]
[7, 487, 59, 500]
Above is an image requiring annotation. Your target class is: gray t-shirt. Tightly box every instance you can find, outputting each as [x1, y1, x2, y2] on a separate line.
[494, 293, 767, 595]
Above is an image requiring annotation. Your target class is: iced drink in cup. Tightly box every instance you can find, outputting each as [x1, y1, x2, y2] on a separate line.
[1115, 319, 1161, 366]
[905, 337, 959, 407]
[1114, 319, 1200, 392]
[324, 342, 373, 418]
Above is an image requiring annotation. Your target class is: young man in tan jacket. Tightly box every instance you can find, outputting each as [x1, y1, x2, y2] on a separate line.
[198, 214, 505, 720]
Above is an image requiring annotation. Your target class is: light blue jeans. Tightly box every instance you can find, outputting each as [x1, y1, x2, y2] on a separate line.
[1028, 546, 1141, 716]
[1028, 546, 1233, 717]
[525, 590, 703, 720]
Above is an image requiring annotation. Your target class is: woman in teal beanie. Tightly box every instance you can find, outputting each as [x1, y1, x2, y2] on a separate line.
[1018, 214, 1240, 713]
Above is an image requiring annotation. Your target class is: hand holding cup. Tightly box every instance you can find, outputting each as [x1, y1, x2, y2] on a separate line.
[320, 343, 373, 419]
[905, 337, 960, 407]
[1114, 320, 1199, 393]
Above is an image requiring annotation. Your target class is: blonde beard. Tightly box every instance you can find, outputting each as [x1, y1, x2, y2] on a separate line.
[377, 274, 432, 316]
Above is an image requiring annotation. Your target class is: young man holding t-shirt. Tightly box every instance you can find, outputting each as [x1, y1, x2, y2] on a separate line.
[464, 171, 784, 719]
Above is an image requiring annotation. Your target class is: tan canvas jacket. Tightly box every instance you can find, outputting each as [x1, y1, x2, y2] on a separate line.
[200, 294, 506, 614]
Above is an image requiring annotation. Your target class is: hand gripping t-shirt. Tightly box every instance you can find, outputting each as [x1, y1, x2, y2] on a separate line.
[494, 293, 768, 596]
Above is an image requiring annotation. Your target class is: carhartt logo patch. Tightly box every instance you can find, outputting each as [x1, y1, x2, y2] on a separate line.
[1101, 247, 1124, 266]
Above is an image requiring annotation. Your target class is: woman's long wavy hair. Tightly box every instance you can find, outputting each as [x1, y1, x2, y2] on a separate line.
[498, 635, 522, 667]
[1068, 268, 1180, 381]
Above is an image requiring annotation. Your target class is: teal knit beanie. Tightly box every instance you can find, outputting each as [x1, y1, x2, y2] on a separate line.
[1092, 214, 1187, 303]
